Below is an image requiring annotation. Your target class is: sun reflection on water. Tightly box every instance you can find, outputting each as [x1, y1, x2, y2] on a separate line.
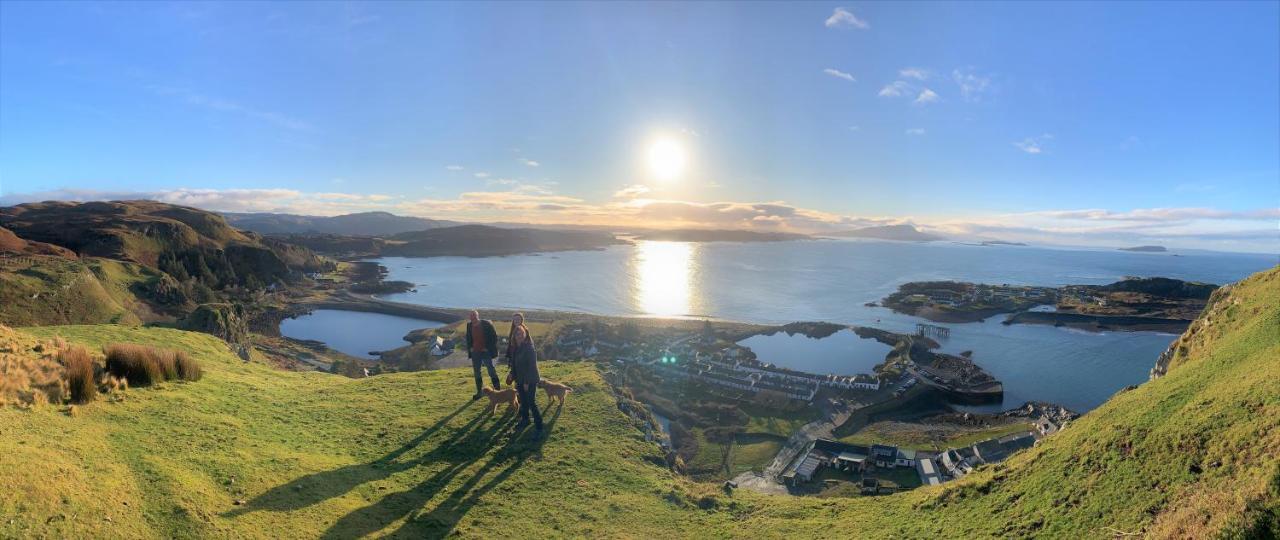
[632, 241, 697, 317]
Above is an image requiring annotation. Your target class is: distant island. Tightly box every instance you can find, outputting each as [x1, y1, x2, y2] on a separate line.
[980, 240, 1027, 247]
[1119, 245, 1168, 252]
[880, 276, 1216, 332]
[828, 224, 943, 242]
[635, 229, 810, 243]
[383, 224, 626, 257]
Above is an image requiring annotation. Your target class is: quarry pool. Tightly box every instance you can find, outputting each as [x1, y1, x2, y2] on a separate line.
[279, 309, 444, 359]
[737, 329, 893, 376]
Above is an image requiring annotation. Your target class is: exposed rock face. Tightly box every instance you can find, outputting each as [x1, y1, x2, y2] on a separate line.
[180, 303, 249, 345]
[1150, 281, 1236, 380]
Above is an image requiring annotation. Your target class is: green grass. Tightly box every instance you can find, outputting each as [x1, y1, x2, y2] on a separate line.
[3, 266, 1278, 538]
[838, 420, 1033, 451]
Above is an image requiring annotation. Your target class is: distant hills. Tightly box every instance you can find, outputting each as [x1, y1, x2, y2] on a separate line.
[0, 201, 329, 326]
[635, 229, 810, 242]
[385, 224, 625, 257]
[223, 211, 458, 236]
[828, 224, 944, 242]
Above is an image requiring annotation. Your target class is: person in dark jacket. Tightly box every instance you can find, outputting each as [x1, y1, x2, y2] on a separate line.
[464, 310, 501, 400]
[505, 325, 543, 436]
[502, 312, 527, 364]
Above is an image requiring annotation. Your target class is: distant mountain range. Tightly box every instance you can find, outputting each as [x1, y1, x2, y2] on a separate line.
[223, 211, 458, 236]
[385, 224, 625, 257]
[827, 224, 944, 242]
[634, 229, 810, 242]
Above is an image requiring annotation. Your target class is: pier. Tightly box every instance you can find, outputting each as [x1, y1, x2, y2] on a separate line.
[915, 323, 950, 339]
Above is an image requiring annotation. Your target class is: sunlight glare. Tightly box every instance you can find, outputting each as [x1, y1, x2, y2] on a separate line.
[632, 241, 696, 317]
[646, 137, 688, 182]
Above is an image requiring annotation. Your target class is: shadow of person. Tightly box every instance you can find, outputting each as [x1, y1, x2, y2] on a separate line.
[374, 406, 565, 538]
[224, 400, 478, 518]
[319, 411, 521, 539]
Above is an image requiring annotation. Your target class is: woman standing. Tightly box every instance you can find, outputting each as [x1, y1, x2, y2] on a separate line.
[506, 325, 543, 438]
[503, 312, 527, 364]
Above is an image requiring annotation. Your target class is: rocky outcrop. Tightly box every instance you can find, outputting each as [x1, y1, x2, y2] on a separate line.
[1150, 280, 1236, 380]
[180, 303, 249, 346]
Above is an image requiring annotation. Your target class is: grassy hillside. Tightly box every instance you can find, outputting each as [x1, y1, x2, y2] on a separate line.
[2, 265, 1277, 538]
[0, 257, 181, 326]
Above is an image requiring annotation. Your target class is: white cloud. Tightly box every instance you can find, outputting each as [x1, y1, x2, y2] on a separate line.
[906, 128, 926, 136]
[519, 158, 540, 167]
[614, 184, 651, 199]
[879, 81, 911, 97]
[899, 67, 929, 80]
[1013, 133, 1053, 154]
[914, 88, 939, 104]
[825, 7, 869, 29]
[473, 172, 490, 179]
[445, 165, 465, 171]
[848, 125, 860, 131]
[952, 68, 992, 101]
[823, 68, 856, 82]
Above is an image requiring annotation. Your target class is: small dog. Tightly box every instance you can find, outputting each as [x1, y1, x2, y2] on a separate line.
[482, 386, 519, 414]
[539, 380, 572, 405]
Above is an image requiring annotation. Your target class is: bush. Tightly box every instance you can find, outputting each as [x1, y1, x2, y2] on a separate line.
[174, 351, 203, 382]
[104, 344, 164, 387]
[104, 344, 202, 386]
[59, 346, 97, 404]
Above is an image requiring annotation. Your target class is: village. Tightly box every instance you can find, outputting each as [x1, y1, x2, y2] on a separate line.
[420, 315, 1063, 494]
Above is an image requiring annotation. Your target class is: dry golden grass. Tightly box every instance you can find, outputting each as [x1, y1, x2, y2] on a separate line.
[0, 326, 66, 407]
[104, 343, 203, 386]
[59, 346, 96, 404]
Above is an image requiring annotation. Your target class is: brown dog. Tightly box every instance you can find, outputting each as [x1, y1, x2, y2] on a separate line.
[539, 380, 572, 405]
[482, 386, 519, 414]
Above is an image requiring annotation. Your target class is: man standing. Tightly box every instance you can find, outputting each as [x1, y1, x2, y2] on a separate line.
[465, 310, 500, 399]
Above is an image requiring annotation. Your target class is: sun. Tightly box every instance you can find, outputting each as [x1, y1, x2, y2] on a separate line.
[646, 137, 688, 182]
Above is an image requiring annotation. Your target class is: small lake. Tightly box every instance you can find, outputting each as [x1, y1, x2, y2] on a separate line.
[737, 329, 892, 376]
[279, 309, 444, 359]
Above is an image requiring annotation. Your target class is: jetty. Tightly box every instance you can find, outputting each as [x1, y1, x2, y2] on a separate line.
[915, 323, 951, 339]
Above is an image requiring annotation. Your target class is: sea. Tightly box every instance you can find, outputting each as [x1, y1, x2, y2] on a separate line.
[283, 239, 1276, 413]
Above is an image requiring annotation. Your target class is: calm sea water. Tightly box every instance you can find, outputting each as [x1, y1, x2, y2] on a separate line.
[279, 309, 443, 359]
[737, 329, 893, 376]
[367, 240, 1274, 412]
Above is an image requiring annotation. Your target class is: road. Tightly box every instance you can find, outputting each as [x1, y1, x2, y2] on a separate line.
[731, 399, 854, 495]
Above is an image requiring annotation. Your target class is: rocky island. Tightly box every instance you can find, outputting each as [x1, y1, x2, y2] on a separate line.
[881, 277, 1216, 332]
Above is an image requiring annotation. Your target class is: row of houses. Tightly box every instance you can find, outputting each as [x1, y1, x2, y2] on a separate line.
[934, 431, 1038, 480]
[783, 439, 923, 486]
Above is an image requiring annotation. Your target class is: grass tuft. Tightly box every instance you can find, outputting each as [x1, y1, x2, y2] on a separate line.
[104, 343, 202, 386]
[59, 346, 96, 404]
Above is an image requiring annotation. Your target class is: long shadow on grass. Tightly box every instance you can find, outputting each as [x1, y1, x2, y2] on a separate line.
[322, 404, 563, 539]
[225, 400, 479, 517]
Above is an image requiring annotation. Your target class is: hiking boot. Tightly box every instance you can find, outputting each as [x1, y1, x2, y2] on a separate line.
[514, 419, 530, 430]
[471, 393, 482, 401]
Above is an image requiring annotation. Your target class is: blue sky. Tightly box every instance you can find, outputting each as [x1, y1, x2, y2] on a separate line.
[1, 1, 1277, 252]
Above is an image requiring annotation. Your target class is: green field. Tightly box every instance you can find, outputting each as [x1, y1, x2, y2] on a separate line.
[2, 265, 1278, 538]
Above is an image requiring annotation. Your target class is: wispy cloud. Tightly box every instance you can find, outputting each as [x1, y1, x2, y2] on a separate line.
[825, 7, 869, 29]
[952, 68, 992, 101]
[914, 88, 939, 105]
[879, 81, 911, 97]
[823, 68, 856, 82]
[614, 184, 651, 199]
[146, 85, 311, 131]
[473, 172, 490, 179]
[518, 158, 540, 167]
[1013, 133, 1053, 154]
[899, 67, 929, 80]
[445, 165, 465, 171]
[906, 128, 926, 136]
